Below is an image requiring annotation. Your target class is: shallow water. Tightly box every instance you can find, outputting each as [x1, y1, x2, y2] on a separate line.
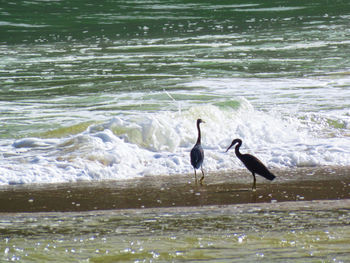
[1, 200, 350, 262]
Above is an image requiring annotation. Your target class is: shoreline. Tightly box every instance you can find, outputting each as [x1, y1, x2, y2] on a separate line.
[0, 166, 349, 213]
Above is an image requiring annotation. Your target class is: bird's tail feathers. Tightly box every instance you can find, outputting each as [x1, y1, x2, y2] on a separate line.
[264, 172, 276, 181]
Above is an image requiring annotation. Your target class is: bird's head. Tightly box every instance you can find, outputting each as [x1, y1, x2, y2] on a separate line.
[225, 138, 242, 152]
[197, 119, 205, 125]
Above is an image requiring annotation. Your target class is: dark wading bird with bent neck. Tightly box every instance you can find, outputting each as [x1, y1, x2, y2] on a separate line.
[226, 138, 275, 190]
[190, 119, 205, 183]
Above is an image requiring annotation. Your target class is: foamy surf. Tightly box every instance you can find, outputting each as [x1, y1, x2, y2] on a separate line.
[1, 99, 349, 185]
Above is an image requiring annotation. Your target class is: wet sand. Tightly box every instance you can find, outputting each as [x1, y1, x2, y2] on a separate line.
[0, 166, 349, 213]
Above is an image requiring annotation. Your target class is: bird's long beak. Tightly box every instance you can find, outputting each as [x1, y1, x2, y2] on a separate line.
[225, 143, 234, 152]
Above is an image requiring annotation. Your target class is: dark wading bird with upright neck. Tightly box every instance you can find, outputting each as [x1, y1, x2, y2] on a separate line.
[190, 119, 205, 183]
[226, 138, 275, 190]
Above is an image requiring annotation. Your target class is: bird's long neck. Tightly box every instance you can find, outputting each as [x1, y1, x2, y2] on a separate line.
[196, 122, 201, 145]
[235, 141, 243, 159]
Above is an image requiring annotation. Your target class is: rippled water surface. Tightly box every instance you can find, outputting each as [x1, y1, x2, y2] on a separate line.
[1, 201, 350, 262]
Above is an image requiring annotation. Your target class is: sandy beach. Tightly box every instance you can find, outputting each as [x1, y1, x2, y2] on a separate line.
[1, 166, 350, 262]
[1, 166, 349, 213]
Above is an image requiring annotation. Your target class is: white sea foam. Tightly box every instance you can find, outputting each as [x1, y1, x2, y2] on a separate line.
[1, 99, 349, 185]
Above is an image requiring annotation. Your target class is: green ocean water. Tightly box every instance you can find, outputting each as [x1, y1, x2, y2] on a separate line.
[1, 0, 350, 261]
[1, 0, 350, 138]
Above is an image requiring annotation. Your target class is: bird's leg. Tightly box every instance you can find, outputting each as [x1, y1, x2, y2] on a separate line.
[252, 173, 256, 191]
[199, 165, 205, 184]
[194, 169, 198, 182]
